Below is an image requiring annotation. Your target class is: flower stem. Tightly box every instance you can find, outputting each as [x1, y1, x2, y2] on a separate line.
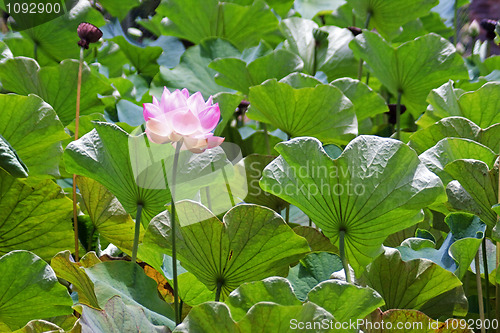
[222, 166, 235, 207]
[475, 251, 486, 333]
[395, 90, 403, 140]
[481, 239, 491, 319]
[215, 279, 223, 302]
[262, 122, 271, 155]
[171, 140, 182, 326]
[339, 230, 351, 283]
[356, 12, 372, 80]
[72, 46, 85, 261]
[131, 204, 143, 264]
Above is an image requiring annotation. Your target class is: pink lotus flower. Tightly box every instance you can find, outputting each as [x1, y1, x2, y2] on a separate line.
[143, 88, 224, 153]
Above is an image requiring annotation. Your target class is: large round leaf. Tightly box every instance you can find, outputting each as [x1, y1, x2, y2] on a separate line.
[156, 39, 240, 98]
[0, 57, 112, 126]
[364, 308, 473, 333]
[76, 176, 142, 253]
[236, 154, 288, 212]
[173, 301, 337, 333]
[408, 116, 500, 154]
[397, 213, 486, 279]
[140, 201, 310, 299]
[64, 122, 171, 226]
[350, 32, 468, 116]
[0, 94, 68, 177]
[84, 261, 175, 328]
[51, 251, 100, 310]
[156, 0, 279, 51]
[307, 280, 384, 323]
[260, 136, 445, 274]
[2, 0, 104, 66]
[444, 159, 499, 226]
[279, 18, 357, 79]
[225, 277, 301, 322]
[210, 49, 303, 95]
[0, 134, 28, 178]
[0, 169, 74, 260]
[78, 296, 168, 333]
[110, 35, 163, 79]
[346, 0, 438, 40]
[360, 248, 467, 316]
[248, 78, 357, 145]
[419, 138, 497, 184]
[287, 252, 343, 301]
[330, 77, 387, 123]
[452, 82, 500, 128]
[0, 250, 73, 331]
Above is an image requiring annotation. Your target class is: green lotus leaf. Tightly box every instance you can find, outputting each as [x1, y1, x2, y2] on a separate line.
[111, 36, 163, 79]
[0, 169, 74, 260]
[213, 92, 244, 136]
[84, 261, 175, 328]
[236, 154, 288, 212]
[446, 181, 483, 218]
[64, 122, 171, 227]
[98, 0, 140, 20]
[225, 277, 301, 322]
[260, 136, 445, 274]
[2, 0, 104, 66]
[178, 272, 215, 307]
[280, 18, 357, 79]
[50, 250, 100, 310]
[78, 295, 168, 333]
[240, 131, 282, 156]
[156, 0, 279, 51]
[444, 159, 498, 226]
[398, 213, 486, 279]
[394, 12, 454, 43]
[280, 18, 318, 75]
[156, 39, 240, 98]
[140, 201, 310, 299]
[76, 176, 142, 253]
[346, 0, 439, 40]
[0, 134, 28, 178]
[0, 250, 73, 331]
[422, 81, 500, 129]
[173, 301, 337, 333]
[408, 116, 500, 154]
[419, 138, 497, 184]
[292, 226, 338, 253]
[210, 49, 303, 95]
[248, 78, 357, 145]
[12, 319, 65, 333]
[316, 26, 359, 80]
[350, 32, 468, 116]
[307, 280, 384, 323]
[287, 252, 343, 301]
[363, 308, 473, 333]
[0, 94, 68, 177]
[0, 57, 112, 126]
[331, 77, 387, 123]
[360, 248, 466, 316]
[452, 82, 500, 128]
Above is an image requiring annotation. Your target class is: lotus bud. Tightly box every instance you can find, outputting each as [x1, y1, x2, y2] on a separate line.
[77, 22, 103, 49]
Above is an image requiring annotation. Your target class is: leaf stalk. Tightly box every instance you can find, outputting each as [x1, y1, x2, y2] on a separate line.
[72, 46, 84, 261]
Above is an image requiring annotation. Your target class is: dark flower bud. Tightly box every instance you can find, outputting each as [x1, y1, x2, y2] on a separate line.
[386, 104, 407, 125]
[480, 19, 497, 40]
[77, 22, 103, 49]
[347, 26, 362, 36]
